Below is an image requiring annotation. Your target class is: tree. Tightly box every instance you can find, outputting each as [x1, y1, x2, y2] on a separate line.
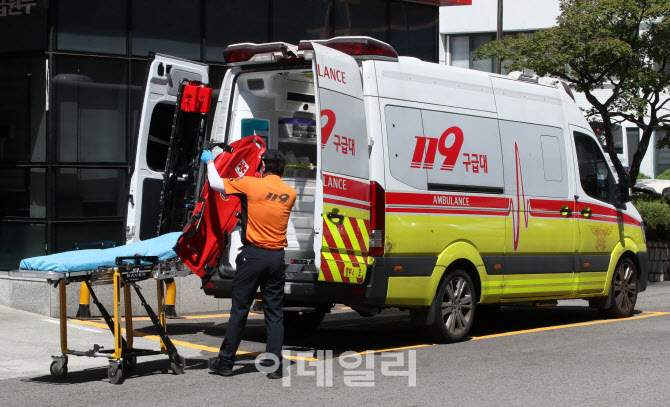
[476, 0, 670, 184]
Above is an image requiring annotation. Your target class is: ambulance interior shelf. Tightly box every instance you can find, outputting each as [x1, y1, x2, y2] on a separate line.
[278, 116, 317, 179]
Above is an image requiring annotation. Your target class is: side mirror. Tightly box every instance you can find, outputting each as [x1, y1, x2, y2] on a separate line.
[618, 173, 631, 204]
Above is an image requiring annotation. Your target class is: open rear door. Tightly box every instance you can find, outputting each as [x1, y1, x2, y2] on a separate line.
[126, 54, 208, 243]
[311, 43, 371, 284]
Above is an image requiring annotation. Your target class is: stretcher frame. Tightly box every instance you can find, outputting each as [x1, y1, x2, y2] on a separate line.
[13, 256, 191, 384]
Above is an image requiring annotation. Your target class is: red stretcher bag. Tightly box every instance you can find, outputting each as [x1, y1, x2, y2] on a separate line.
[175, 136, 265, 277]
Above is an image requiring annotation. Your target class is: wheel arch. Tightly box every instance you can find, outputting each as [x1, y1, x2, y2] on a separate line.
[435, 241, 486, 302]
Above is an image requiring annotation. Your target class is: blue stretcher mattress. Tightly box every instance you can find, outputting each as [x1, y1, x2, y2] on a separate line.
[19, 232, 181, 273]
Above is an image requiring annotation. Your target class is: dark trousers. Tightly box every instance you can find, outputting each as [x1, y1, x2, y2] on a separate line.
[219, 245, 285, 366]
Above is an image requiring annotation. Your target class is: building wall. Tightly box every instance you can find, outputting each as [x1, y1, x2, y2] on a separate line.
[439, 0, 670, 179]
[0, 0, 441, 270]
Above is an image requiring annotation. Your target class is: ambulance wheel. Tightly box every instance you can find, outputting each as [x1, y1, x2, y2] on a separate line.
[601, 258, 638, 319]
[50, 361, 67, 379]
[171, 355, 186, 375]
[283, 310, 326, 332]
[108, 362, 124, 385]
[428, 269, 476, 343]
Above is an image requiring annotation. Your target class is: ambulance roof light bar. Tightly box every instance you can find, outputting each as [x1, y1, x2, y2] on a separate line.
[298, 37, 399, 61]
[223, 42, 300, 65]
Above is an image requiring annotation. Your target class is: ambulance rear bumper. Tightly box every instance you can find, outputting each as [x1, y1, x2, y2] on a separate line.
[203, 259, 390, 307]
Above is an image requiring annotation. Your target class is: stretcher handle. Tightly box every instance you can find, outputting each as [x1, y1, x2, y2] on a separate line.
[115, 255, 159, 267]
[207, 142, 234, 153]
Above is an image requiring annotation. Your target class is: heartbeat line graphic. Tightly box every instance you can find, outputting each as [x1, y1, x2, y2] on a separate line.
[511, 142, 530, 252]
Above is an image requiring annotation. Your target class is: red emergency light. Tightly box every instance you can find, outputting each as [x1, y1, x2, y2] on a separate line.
[298, 37, 399, 60]
[223, 42, 296, 64]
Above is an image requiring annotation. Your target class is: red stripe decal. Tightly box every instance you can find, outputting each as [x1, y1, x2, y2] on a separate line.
[323, 173, 370, 202]
[323, 197, 370, 211]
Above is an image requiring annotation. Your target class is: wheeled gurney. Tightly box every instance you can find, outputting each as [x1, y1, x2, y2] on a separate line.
[11, 232, 191, 384]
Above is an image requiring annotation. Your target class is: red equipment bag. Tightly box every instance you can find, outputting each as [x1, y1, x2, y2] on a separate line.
[180, 83, 213, 114]
[175, 136, 266, 277]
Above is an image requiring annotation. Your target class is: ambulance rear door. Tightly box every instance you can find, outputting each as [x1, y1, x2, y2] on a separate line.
[126, 54, 209, 243]
[311, 43, 372, 284]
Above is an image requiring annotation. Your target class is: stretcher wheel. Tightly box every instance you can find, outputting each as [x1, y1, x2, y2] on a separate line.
[123, 355, 137, 371]
[49, 360, 68, 379]
[108, 362, 125, 385]
[170, 355, 186, 375]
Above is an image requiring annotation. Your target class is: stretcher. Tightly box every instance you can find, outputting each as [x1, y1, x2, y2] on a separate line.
[11, 232, 191, 384]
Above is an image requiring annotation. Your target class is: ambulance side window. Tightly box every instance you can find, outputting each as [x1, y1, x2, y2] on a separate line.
[574, 132, 614, 203]
[500, 121, 569, 198]
[146, 103, 174, 172]
[385, 106, 427, 190]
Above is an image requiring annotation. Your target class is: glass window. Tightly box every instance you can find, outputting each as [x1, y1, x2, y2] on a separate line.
[404, 2, 437, 62]
[205, 0, 270, 62]
[0, 57, 46, 163]
[56, 1, 127, 54]
[131, 0, 201, 60]
[272, 0, 331, 43]
[54, 168, 127, 219]
[654, 129, 670, 177]
[334, 0, 388, 42]
[541, 135, 562, 182]
[129, 60, 149, 163]
[626, 127, 639, 167]
[52, 56, 128, 163]
[449, 36, 469, 69]
[574, 132, 614, 203]
[0, 3, 47, 52]
[0, 167, 46, 218]
[471, 35, 494, 72]
[146, 103, 175, 172]
[0, 222, 46, 270]
[52, 221, 124, 253]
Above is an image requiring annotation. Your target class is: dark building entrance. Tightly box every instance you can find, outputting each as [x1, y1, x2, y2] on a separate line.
[0, 0, 456, 269]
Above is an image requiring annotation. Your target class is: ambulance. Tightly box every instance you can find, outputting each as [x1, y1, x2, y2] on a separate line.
[126, 37, 648, 342]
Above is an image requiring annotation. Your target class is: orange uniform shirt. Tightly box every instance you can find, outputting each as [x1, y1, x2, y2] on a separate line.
[223, 175, 297, 250]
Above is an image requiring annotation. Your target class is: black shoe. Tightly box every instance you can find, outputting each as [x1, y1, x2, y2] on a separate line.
[208, 357, 234, 376]
[259, 358, 276, 368]
[267, 368, 283, 379]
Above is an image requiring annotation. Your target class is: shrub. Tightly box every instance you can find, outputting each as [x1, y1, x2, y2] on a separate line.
[637, 172, 651, 180]
[632, 194, 670, 240]
[657, 169, 670, 180]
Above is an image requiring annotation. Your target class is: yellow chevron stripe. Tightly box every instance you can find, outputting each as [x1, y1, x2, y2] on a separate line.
[357, 219, 370, 251]
[343, 218, 361, 253]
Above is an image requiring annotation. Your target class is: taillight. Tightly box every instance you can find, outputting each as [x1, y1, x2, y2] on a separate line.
[298, 37, 399, 61]
[369, 181, 386, 257]
[223, 42, 298, 64]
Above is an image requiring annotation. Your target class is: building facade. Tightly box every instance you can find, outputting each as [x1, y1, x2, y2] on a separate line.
[439, 0, 670, 180]
[0, 0, 471, 270]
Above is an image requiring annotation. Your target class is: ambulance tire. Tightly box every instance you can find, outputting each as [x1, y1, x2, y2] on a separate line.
[427, 269, 476, 343]
[600, 257, 638, 319]
[283, 310, 326, 332]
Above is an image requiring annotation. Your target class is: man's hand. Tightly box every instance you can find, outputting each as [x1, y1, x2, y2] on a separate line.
[201, 150, 215, 164]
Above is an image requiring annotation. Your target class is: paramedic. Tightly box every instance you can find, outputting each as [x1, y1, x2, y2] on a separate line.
[202, 148, 296, 379]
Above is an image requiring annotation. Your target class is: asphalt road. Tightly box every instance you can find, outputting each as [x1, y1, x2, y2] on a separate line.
[1, 283, 669, 407]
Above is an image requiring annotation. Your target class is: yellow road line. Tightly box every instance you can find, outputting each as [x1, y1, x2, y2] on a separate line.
[471, 311, 669, 341]
[69, 310, 668, 362]
[69, 318, 317, 361]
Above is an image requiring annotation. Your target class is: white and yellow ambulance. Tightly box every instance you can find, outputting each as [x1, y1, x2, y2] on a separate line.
[127, 37, 648, 342]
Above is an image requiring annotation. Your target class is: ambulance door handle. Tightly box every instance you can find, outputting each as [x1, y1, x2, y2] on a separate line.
[559, 205, 572, 218]
[580, 207, 592, 219]
[326, 212, 345, 223]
